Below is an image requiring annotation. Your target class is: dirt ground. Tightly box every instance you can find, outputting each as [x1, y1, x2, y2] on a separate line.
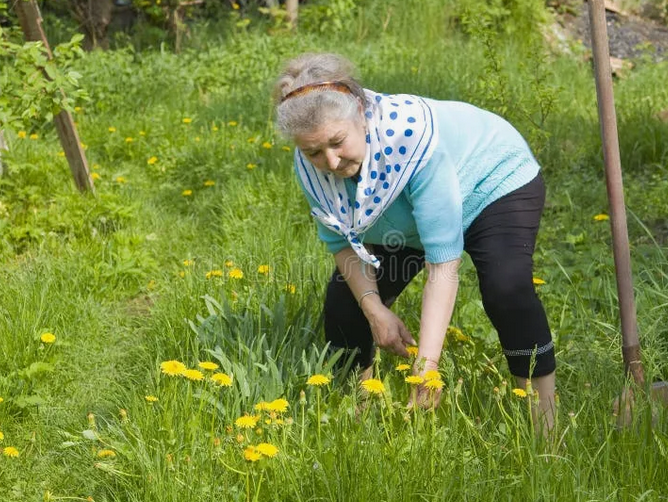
[554, 2, 668, 61]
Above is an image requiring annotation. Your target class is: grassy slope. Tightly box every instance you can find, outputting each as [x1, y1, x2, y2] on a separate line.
[1, 1, 667, 500]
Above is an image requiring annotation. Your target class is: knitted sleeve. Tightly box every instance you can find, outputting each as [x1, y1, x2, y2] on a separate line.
[406, 148, 464, 263]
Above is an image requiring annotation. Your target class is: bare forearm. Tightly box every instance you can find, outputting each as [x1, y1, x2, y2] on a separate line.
[418, 260, 460, 363]
[333, 247, 383, 313]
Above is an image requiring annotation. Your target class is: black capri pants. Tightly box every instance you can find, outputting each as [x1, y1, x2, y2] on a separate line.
[323, 174, 555, 379]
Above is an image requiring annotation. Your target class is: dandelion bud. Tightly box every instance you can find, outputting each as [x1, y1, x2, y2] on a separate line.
[455, 378, 463, 396]
[285, 417, 294, 426]
[299, 390, 307, 406]
[525, 380, 534, 397]
[213, 437, 221, 447]
[236, 434, 244, 444]
[255, 428, 263, 436]
[119, 409, 128, 422]
[500, 380, 507, 395]
[87, 412, 96, 430]
[568, 411, 577, 429]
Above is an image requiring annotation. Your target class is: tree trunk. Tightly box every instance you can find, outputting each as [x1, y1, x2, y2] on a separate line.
[13, 0, 95, 193]
[286, 0, 298, 29]
[70, 0, 114, 51]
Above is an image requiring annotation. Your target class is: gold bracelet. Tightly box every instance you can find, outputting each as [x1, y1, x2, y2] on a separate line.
[357, 289, 380, 308]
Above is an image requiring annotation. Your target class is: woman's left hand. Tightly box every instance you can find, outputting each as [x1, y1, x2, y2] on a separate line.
[407, 358, 443, 410]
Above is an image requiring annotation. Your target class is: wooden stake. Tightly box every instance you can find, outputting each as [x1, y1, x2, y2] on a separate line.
[13, 0, 94, 193]
[588, 0, 642, 384]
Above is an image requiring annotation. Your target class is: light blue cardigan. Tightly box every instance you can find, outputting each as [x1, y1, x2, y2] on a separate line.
[296, 99, 540, 263]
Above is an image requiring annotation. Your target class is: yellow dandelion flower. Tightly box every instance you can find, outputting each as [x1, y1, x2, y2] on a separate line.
[227, 121, 238, 126]
[243, 446, 261, 461]
[17, 131, 27, 139]
[262, 142, 273, 149]
[285, 283, 296, 294]
[0, 431, 4, 441]
[182, 118, 192, 124]
[254, 401, 271, 411]
[281, 146, 291, 152]
[232, 2, 240, 10]
[361, 378, 385, 395]
[125, 137, 133, 143]
[178, 271, 186, 278]
[115, 176, 126, 183]
[256, 442, 278, 458]
[594, 214, 609, 221]
[145, 395, 158, 403]
[405, 375, 424, 385]
[182, 189, 193, 196]
[74, 106, 82, 112]
[267, 398, 289, 413]
[406, 346, 419, 357]
[160, 360, 186, 376]
[91, 172, 101, 181]
[183, 259, 194, 267]
[533, 277, 546, 285]
[306, 374, 331, 386]
[205, 269, 223, 279]
[108, 127, 116, 133]
[139, 131, 146, 136]
[395, 363, 410, 372]
[3, 447, 19, 458]
[424, 370, 441, 381]
[211, 372, 233, 387]
[212, 126, 219, 131]
[40, 332, 56, 344]
[512, 388, 527, 398]
[58, 151, 66, 157]
[224, 260, 234, 267]
[29, 133, 39, 140]
[246, 163, 257, 170]
[235, 415, 260, 429]
[228, 268, 243, 279]
[257, 265, 270, 275]
[147, 156, 158, 165]
[198, 361, 218, 371]
[424, 379, 444, 390]
[0, 397, 3, 403]
[204, 180, 215, 187]
[80, 142, 87, 149]
[97, 449, 116, 458]
[182, 369, 204, 381]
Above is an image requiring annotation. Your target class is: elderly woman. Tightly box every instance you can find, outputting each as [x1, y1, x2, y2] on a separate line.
[273, 53, 556, 430]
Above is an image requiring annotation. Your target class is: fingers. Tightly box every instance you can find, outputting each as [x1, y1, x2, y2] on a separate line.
[398, 322, 417, 347]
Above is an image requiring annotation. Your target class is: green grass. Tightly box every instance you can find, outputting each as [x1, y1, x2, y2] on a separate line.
[1, 1, 667, 500]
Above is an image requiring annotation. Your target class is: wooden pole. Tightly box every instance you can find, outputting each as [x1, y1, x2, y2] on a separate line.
[13, 0, 95, 193]
[587, 0, 642, 385]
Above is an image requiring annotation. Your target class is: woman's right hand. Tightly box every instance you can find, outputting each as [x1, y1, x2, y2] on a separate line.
[361, 297, 416, 357]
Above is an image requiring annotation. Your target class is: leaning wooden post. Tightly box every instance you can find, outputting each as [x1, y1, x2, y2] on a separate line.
[588, 0, 643, 384]
[13, 0, 94, 193]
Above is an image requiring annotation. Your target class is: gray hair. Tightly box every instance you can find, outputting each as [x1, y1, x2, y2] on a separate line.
[273, 53, 368, 137]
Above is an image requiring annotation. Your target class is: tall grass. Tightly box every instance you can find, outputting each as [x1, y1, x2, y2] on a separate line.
[0, 0, 667, 500]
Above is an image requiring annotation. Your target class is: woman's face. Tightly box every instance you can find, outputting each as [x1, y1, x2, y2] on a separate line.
[293, 115, 367, 178]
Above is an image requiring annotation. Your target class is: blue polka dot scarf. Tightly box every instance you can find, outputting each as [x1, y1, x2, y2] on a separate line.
[296, 89, 439, 268]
